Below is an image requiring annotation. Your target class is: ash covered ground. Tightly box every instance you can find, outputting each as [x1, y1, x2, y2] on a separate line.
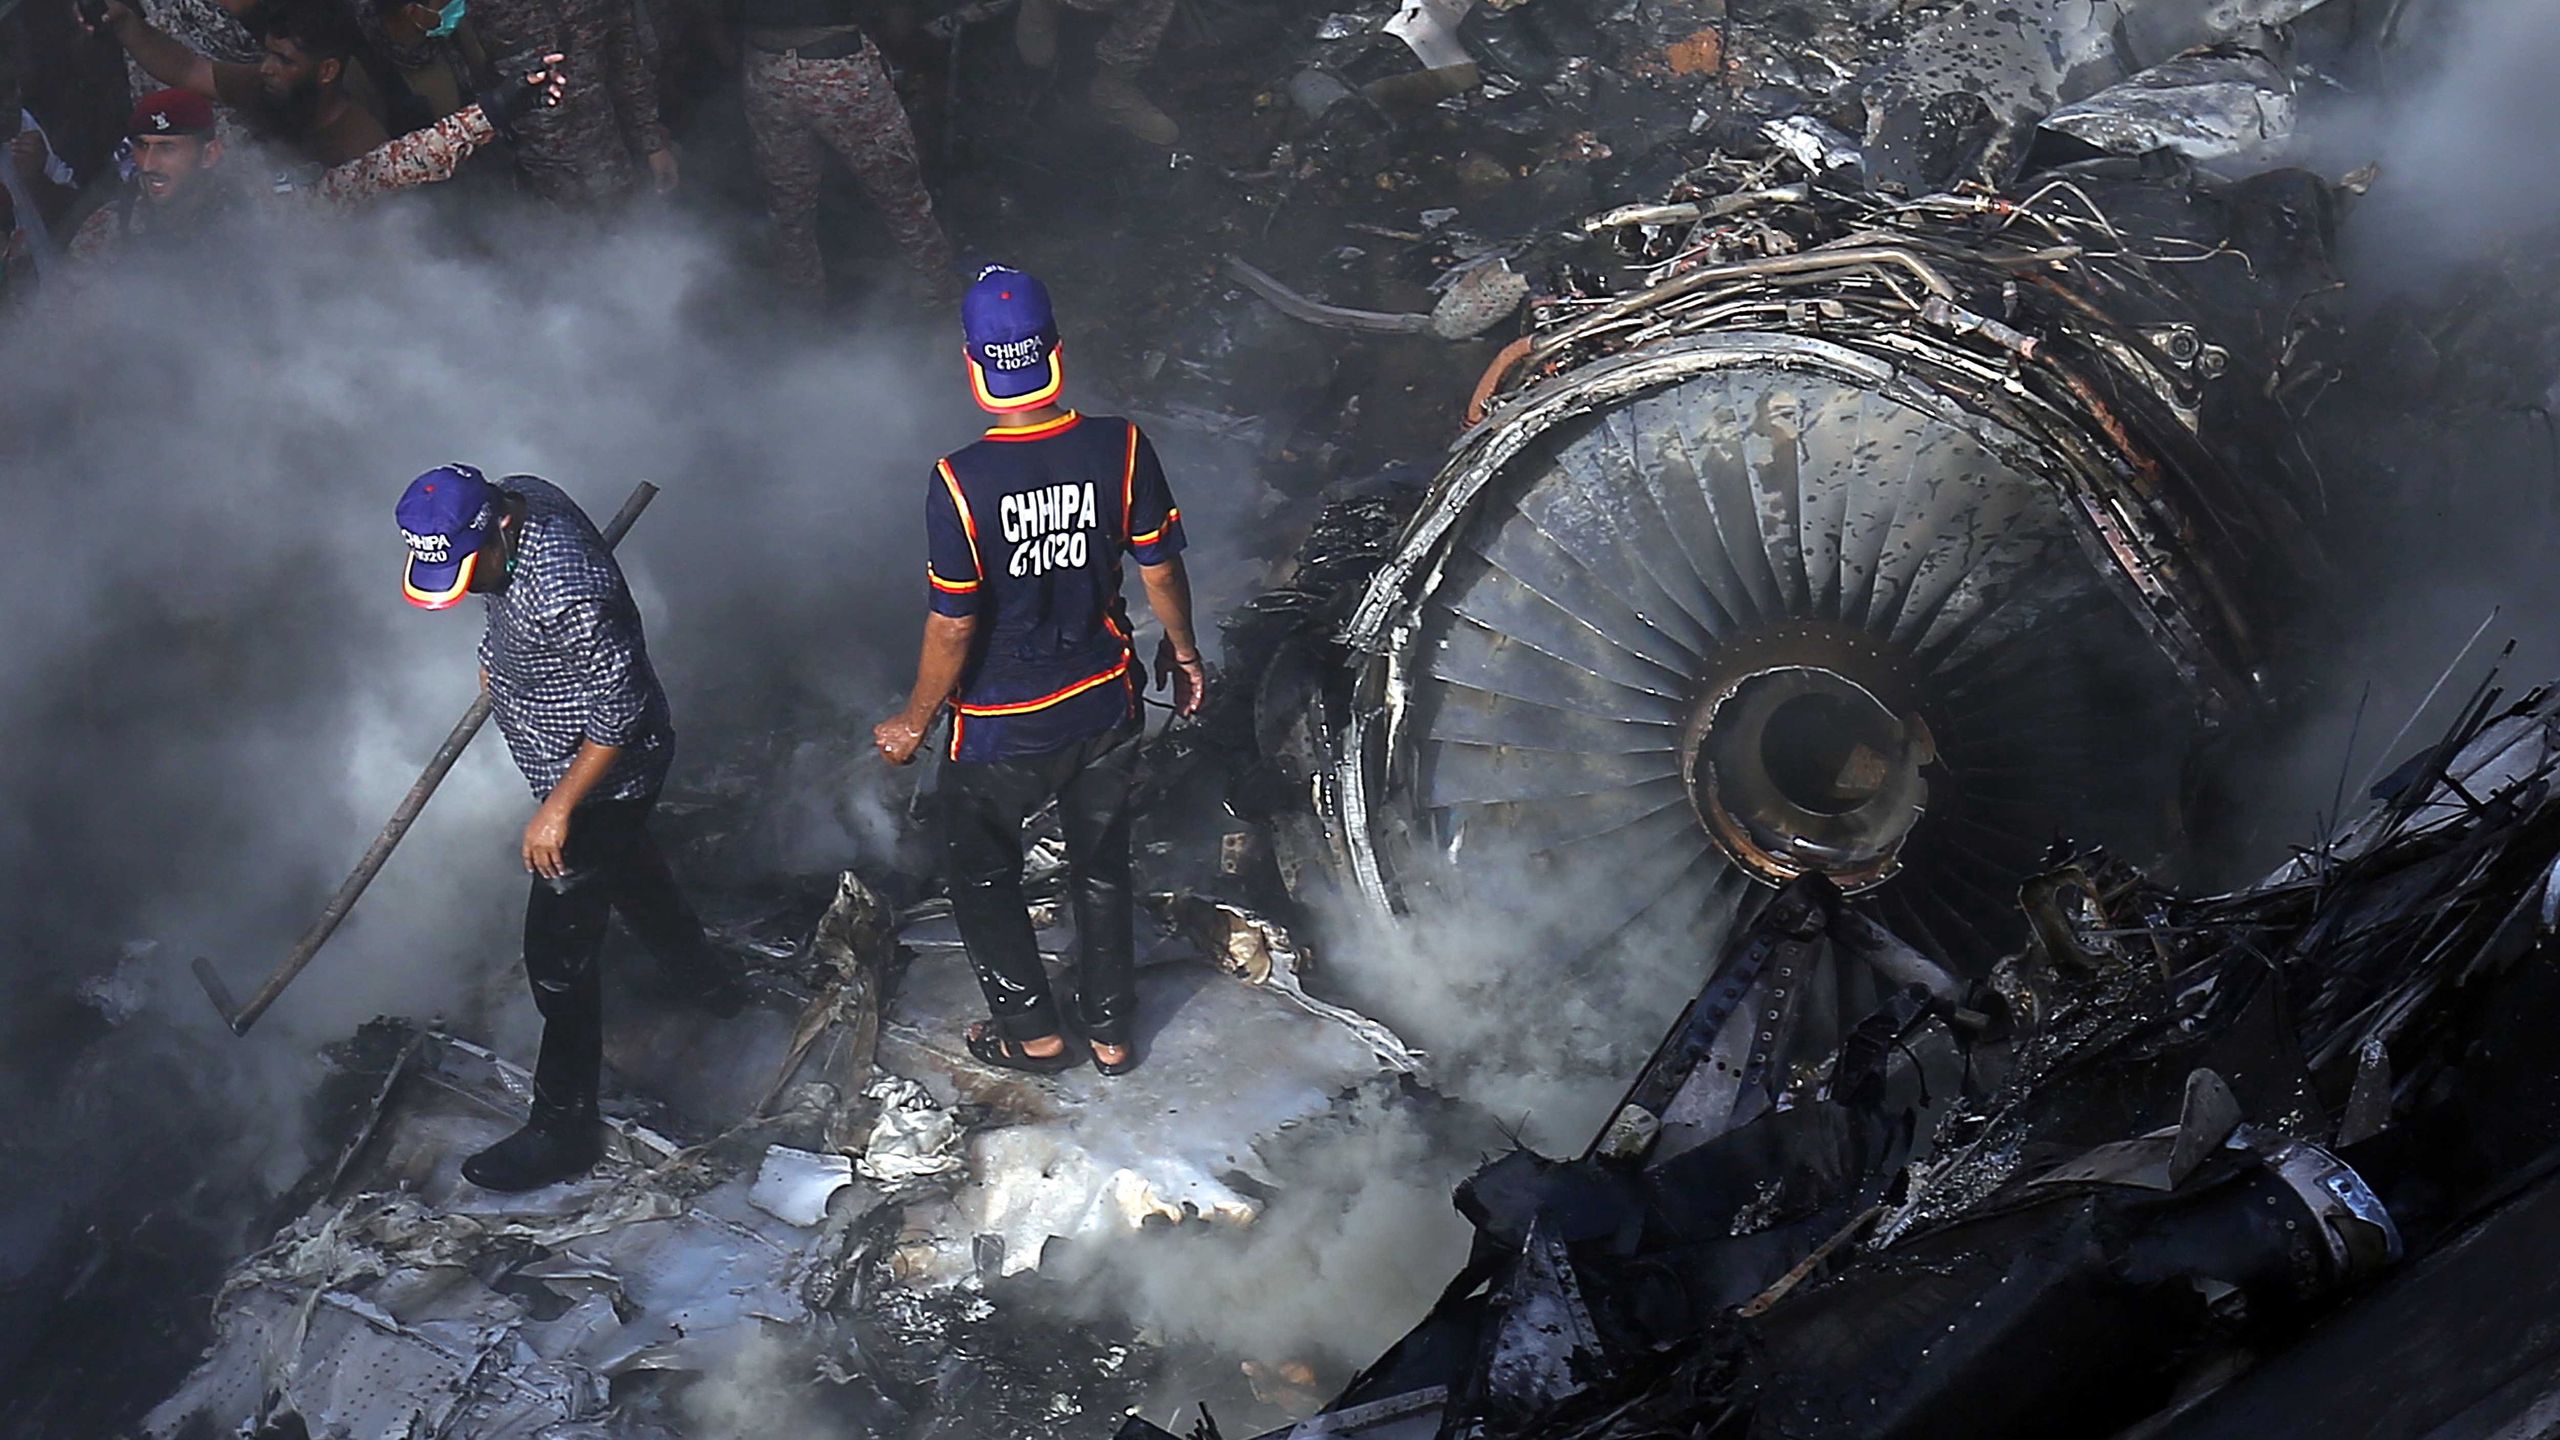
[6, 0, 2560, 1437]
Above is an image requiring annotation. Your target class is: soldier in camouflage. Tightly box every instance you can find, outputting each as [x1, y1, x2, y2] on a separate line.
[66, 71, 561, 272]
[737, 0, 952, 295]
[1012, 0, 1177, 145]
[468, 0, 672, 203]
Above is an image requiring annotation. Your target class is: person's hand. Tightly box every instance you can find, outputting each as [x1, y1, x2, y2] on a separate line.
[481, 51, 568, 139]
[522, 799, 572, 878]
[527, 55, 568, 108]
[75, 0, 137, 40]
[1154, 636, 1206, 717]
[874, 712, 929, 766]
[645, 145, 678, 193]
[9, 132, 46, 186]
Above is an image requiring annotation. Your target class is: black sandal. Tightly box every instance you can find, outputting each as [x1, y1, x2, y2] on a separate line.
[964, 1022, 1083, 1075]
[1089, 1038, 1138, 1077]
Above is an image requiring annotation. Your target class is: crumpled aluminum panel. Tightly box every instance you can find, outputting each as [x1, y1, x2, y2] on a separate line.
[2039, 47, 2299, 166]
[1874, 0, 2333, 126]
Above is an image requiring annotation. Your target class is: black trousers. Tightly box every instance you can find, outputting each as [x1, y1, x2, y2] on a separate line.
[521, 796, 726, 1123]
[938, 723, 1141, 1045]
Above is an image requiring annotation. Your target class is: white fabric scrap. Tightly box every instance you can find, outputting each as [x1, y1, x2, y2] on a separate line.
[856, 1076, 965, 1184]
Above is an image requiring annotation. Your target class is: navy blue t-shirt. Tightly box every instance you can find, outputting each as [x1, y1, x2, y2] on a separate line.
[927, 411, 1187, 762]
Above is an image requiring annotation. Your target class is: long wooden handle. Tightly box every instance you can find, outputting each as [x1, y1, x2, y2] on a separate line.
[197, 481, 661, 1035]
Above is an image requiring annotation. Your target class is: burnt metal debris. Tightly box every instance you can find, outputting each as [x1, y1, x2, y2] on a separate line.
[1156, 673, 2560, 1440]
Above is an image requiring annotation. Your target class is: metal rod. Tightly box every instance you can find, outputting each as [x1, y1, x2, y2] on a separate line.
[1223, 256, 1436, 335]
[2354, 606, 2501, 801]
[194, 480, 661, 1036]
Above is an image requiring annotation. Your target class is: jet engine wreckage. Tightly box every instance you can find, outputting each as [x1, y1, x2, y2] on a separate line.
[1269, 144, 2340, 966]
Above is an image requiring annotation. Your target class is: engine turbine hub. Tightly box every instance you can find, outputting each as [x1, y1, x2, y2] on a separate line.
[1683, 626, 1936, 891]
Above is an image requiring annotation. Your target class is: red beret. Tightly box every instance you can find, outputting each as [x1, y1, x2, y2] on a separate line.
[128, 89, 216, 139]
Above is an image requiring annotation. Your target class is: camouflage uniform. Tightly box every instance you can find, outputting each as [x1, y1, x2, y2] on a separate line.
[67, 106, 499, 266]
[741, 39, 951, 292]
[469, 0, 663, 204]
[1059, 0, 1173, 70]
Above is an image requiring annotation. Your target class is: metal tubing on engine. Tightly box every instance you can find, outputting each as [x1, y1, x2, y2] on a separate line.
[1527, 245, 1961, 364]
[194, 480, 661, 1036]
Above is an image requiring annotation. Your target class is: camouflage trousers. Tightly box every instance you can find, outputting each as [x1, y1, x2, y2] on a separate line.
[742, 43, 953, 292]
[1059, 0, 1174, 70]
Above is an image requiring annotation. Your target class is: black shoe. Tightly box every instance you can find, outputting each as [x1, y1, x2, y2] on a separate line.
[462, 1116, 604, 1192]
[1458, 3, 1556, 84]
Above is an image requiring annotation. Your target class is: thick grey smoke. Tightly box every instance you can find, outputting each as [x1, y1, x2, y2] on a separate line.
[2, 204, 968, 1049]
[2305, 0, 2560, 278]
[2224, 0, 2560, 864]
[0, 186, 989, 1416]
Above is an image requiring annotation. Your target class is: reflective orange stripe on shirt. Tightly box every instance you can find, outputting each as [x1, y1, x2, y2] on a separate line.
[954, 656, 1132, 716]
[936, 459, 981, 580]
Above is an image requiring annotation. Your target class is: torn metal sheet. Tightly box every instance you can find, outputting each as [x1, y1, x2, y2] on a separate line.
[2039, 47, 2299, 167]
[1864, 0, 2336, 183]
[587, 870, 889, 1135]
[1761, 114, 1864, 174]
[856, 1075, 966, 1185]
[1468, 1218, 1609, 1426]
[1382, 0, 1474, 72]
[751, 1144, 858, 1226]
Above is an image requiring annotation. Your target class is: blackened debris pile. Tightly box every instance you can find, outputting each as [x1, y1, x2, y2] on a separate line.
[1145, 674, 2560, 1440]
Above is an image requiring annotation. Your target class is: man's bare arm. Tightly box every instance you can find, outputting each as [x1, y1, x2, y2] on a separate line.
[874, 613, 978, 764]
[99, 0, 234, 101]
[1140, 556, 1206, 716]
[523, 739, 620, 878]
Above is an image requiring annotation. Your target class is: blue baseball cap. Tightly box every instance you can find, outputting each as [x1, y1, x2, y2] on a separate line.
[396, 464, 499, 609]
[961, 265, 1063, 413]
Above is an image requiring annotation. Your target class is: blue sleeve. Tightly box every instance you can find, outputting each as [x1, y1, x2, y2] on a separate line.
[1123, 426, 1186, 566]
[558, 599, 651, 748]
[928, 460, 983, 618]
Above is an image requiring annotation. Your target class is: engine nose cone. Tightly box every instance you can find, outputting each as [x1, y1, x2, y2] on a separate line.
[1688, 657, 1934, 891]
[1678, 622, 1935, 891]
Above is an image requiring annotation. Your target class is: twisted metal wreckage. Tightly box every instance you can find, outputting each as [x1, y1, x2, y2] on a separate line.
[1149, 674, 2560, 1440]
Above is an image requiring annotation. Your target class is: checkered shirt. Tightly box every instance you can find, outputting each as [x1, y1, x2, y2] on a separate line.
[478, 476, 673, 802]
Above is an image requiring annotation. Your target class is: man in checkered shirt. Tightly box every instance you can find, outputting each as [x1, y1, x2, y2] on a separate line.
[397, 463, 744, 1193]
